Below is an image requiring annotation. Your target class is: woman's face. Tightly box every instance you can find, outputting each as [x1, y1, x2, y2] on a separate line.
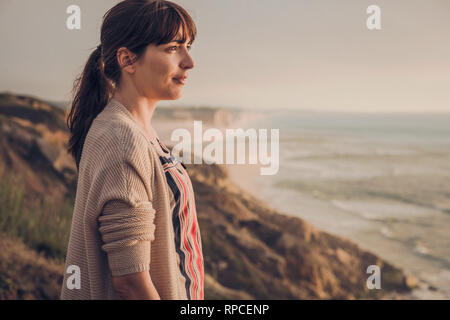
[133, 31, 194, 101]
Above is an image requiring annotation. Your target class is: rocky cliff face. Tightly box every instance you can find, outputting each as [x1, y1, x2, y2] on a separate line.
[0, 93, 77, 207]
[0, 92, 413, 299]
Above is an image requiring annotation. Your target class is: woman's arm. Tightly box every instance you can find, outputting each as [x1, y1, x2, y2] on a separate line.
[112, 270, 161, 300]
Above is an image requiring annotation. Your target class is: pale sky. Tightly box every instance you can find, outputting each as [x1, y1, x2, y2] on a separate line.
[1, 0, 449, 112]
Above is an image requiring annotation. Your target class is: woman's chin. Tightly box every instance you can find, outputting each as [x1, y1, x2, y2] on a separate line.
[162, 93, 182, 101]
[169, 89, 183, 100]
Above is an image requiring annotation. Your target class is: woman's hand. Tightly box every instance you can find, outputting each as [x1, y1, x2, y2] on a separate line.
[112, 270, 161, 300]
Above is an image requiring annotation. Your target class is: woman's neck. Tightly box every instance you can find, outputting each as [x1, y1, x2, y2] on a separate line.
[112, 91, 158, 136]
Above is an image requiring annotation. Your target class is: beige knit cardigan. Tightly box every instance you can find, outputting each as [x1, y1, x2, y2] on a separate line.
[60, 98, 190, 300]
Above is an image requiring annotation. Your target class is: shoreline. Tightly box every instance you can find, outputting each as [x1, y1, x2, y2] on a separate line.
[226, 163, 450, 299]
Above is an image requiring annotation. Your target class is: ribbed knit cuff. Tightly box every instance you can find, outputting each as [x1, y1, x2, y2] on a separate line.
[107, 241, 151, 277]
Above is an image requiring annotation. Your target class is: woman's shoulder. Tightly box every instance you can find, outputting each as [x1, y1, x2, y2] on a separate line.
[87, 118, 145, 150]
[89, 99, 145, 139]
[81, 117, 153, 175]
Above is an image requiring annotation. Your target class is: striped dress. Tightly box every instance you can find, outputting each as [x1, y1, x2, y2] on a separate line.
[149, 136, 204, 300]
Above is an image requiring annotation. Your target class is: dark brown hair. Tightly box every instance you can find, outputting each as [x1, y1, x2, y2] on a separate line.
[66, 0, 197, 170]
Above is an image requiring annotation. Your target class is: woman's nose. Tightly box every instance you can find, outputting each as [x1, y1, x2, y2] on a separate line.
[181, 51, 194, 69]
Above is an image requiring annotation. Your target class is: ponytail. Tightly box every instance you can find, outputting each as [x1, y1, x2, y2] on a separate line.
[66, 45, 113, 171]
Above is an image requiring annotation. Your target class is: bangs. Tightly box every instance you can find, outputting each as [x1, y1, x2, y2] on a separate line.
[144, 1, 197, 46]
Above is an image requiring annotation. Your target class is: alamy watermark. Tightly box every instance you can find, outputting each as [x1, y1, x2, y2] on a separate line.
[66, 265, 81, 290]
[66, 5, 81, 30]
[366, 265, 381, 289]
[170, 121, 279, 176]
[366, 5, 381, 30]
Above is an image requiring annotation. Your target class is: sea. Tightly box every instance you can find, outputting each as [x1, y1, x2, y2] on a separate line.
[229, 109, 450, 299]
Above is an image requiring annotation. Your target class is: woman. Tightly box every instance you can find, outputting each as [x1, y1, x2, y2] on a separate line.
[61, 0, 204, 300]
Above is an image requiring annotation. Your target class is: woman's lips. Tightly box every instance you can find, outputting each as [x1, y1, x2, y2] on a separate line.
[173, 77, 186, 85]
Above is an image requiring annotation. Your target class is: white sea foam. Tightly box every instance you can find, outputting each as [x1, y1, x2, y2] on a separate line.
[330, 200, 441, 220]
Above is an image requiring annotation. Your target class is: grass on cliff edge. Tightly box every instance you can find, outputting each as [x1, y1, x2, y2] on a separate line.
[0, 163, 73, 261]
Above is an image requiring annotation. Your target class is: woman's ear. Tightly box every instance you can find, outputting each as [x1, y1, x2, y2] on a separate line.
[116, 47, 137, 73]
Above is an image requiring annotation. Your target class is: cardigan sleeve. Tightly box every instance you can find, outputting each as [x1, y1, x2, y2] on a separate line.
[93, 129, 156, 277]
[100, 199, 155, 276]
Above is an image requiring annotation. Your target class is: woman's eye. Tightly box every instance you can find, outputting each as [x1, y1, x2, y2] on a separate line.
[168, 45, 192, 52]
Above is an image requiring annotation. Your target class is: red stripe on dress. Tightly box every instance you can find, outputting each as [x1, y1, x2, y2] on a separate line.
[186, 170, 204, 299]
[177, 165, 203, 299]
[166, 165, 193, 297]
[185, 167, 203, 300]
[172, 168, 199, 299]
[187, 183, 203, 300]
[192, 204, 204, 299]
[170, 169, 195, 298]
